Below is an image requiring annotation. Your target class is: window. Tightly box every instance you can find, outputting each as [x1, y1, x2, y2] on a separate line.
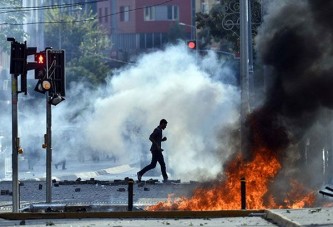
[144, 6, 154, 21]
[167, 5, 178, 20]
[120, 6, 130, 22]
[144, 5, 179, 21]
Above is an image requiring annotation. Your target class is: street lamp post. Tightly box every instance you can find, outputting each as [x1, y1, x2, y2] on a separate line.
[240, 0, 250, 158]
[179, 22, 198, 57]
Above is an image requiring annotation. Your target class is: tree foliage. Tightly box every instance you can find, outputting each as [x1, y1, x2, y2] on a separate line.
[196, 0, 261, 54]
[168, 23, 187, 44]
[0, 0, 27, 52]
[44, 8, 111, 87]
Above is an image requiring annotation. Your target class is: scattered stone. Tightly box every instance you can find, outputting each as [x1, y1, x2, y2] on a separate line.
[0, 190, 9, 195]
[138, 182, 145, 187]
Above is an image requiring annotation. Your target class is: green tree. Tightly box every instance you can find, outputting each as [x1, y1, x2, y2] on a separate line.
[0, 0, 27, 52]
[196, 0, 261, 54]
[168, 22, 187, 44]
[44, 8, 111, 87]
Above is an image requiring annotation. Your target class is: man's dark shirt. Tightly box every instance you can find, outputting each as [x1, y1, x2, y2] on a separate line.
[150, 126, 163, 152]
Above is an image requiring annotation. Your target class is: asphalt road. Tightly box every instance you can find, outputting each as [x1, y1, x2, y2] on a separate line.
[0, 179, 280, 226]
[0, 179, 197, 210]
[1, 159, 333, 227]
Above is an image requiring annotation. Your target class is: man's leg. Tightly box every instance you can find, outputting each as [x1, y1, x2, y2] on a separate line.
[157, 153, 168, 181]
[138, 153, 158, 181]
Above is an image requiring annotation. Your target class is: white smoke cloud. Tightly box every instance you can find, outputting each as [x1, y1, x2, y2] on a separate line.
[2, 43, 240, 181]
[83, 44, 240, 181]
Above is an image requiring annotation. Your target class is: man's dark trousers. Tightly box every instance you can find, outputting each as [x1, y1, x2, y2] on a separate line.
[139, 151, 168, 180]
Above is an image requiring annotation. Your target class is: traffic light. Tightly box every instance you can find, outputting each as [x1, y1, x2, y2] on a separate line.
[8, 41, 26, 75]
[34, 78, 52, 94]
[46, 49, 65, 97]
[34, 52, 46, 79]
[7, 38, 37, 94]
[187, 40, 196, 49]
[36, 52, 46, 64]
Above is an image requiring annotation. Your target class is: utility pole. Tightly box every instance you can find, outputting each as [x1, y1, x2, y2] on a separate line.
[45, 49, 66, 203]
[240, 0, 250, 156]
[11, 70, 19, 212]
[46, 96, 52, 203]
[7, 38, 37, 212]
[7, 38, 65, 210]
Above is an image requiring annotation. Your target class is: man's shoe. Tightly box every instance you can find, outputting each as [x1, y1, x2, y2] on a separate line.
[137, 172, 142, 182]
[163, 178, 169, 183]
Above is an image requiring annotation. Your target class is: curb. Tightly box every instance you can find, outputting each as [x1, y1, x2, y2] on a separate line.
[265, 210, 301, 227]
[0, 210, 265, 220]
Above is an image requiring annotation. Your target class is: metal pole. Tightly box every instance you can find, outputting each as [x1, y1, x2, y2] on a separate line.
[46, 95, 52, 203]
[240, 0, 250, 156]
[248, 0, 254, 110]
[241, 177, 246, 209]
[128, 179, 134, 211]
[11, 74, 19, 212]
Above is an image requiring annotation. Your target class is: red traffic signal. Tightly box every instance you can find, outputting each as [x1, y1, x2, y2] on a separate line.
[34, 52, 46, 79]
[187, 40, 196, 49]
[35, 52, 46, 65]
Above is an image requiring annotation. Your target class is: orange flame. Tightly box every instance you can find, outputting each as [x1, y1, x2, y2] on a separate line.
[147, 147, 316, 211]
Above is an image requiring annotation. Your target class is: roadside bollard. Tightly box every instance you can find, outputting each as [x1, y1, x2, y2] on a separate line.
[241, 177, 246, 210]
[128, 178, 134, 211]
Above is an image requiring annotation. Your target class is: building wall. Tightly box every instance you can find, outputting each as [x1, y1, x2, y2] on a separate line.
[97, 0, 194, 54]
[134, 0, 192, 33]
[97, 0, 111, 31]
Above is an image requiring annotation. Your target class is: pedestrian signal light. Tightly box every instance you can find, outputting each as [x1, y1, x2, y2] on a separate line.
[35, 52, 46, 65]
[187, 40, 196, 49]
[38, 55, 44, 64]
[34, 52, 46, 79]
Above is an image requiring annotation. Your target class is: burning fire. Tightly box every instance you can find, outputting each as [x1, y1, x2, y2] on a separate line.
[147, 147, 316, 211]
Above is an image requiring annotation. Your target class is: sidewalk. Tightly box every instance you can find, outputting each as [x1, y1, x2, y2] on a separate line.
[1, 208, 333, 226]
[266, 207, 333, 227]
[16, 159, 139, 181]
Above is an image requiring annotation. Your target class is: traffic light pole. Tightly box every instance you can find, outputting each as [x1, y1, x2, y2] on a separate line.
[11, 73, 19, 212]
[7, 37, 36, 213]
[46, 89, 53, 203]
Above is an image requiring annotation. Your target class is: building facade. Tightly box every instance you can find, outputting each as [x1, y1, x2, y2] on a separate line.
[97, 0, 196, 60]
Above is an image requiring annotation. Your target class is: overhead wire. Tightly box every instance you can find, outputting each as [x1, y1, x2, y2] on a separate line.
[0, 0, 106, 11]
[0, 0, 173, 26]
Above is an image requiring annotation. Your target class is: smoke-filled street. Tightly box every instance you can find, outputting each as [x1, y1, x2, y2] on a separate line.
[2, 0, 333, 226]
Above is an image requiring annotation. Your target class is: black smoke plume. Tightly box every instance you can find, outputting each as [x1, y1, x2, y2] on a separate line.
[251, 0, 333, 154]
